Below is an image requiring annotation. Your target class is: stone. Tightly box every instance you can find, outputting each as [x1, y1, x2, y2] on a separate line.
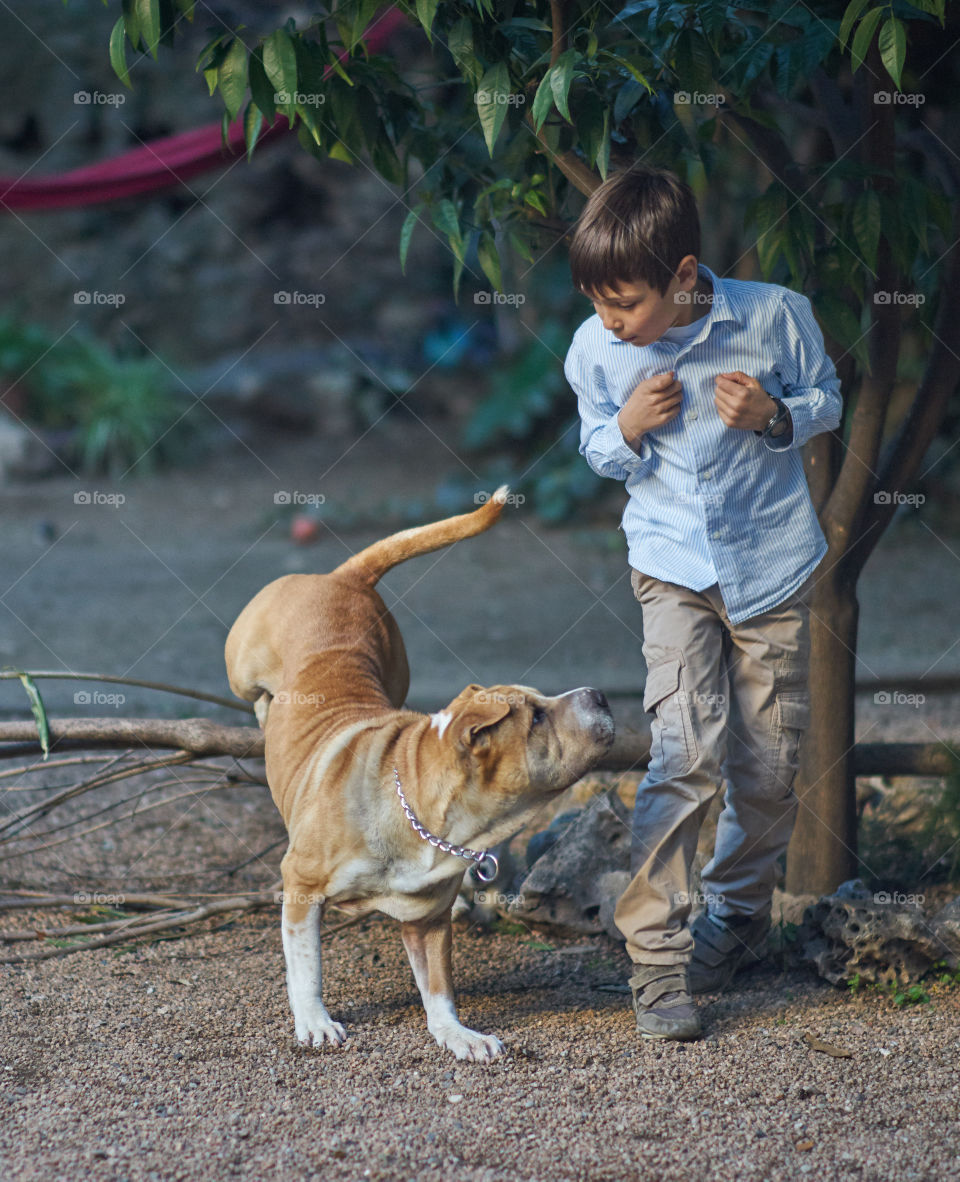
[511, 788, 632, 936]
[797, 891, 960, 985]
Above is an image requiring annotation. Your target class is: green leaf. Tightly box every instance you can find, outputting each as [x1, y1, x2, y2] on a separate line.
[839, 0, 871, 50]
[243, 100, 263, 161]
[134, 0, 161, 59]
[878, 16, 906, 90]
[121, 0, 141, 48]
[477, 231, 503, 291]
[17, 673, 50, 761]
[508, 230, 535, 264]
[109, 16, 132, 88]
[852, 189, 882, 274]
[851, 6, 883, 72]
[524, 190, 548, 216]
[432, 198, 462, 246]
[613, 78, 647, 125]
[370, 135, 404, 186]
[550, 48, 577, 123]
[218, 38, 248, 121]
[476, 62, 512, 156]
[329, 139, 353, 163]
[399, 204, 424, 273]
[262, 28, 297, 109]
[815, 293, 869, 370]
[415, 0, 440, 42]
[749, 185, 788, 277]
[174, 0, 195, 14]
[531, 69, 555, 132]
[448, 16, 480, 85]
[248, 49, 276, 121]
[596, 108, 611, 180]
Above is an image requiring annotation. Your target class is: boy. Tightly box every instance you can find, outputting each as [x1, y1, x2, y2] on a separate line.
[564, 164, 841, 1040]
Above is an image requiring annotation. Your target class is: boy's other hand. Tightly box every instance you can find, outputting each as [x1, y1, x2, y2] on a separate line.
[714, 371, 777, 431]
[618, 371, 682, 449]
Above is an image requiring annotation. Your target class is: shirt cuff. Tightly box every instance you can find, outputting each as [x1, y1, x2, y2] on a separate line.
[594, 415, 653, 472]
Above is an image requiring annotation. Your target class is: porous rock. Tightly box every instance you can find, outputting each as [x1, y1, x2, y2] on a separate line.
[510, 788, 631, 938]
[798, 883, 960, 985]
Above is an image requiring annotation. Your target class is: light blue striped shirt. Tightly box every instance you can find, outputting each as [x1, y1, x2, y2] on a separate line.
[565, 266, 842, 624]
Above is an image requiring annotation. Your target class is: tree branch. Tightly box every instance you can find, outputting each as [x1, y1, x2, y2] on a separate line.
[0, 717, 264, 759]
[822, 51, 901, 550]
[549, 0, 566, 66]
[850, 230, 960, 576]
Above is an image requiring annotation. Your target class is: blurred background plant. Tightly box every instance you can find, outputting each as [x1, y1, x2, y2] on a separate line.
[0, 315, 197, 475]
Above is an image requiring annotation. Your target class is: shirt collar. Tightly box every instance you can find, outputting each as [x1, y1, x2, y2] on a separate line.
[604, 263, 743, 346]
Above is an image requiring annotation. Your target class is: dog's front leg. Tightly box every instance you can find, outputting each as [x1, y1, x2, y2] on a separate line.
[400, 910, 503, 1062]
[281, 895, 346, 1048]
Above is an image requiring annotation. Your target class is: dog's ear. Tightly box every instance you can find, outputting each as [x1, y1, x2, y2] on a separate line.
[453, 691, 513, 749]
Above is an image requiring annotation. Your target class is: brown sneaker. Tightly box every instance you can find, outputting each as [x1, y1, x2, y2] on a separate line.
[629, 963, 701, 1041]
[689, 911, 770, 994]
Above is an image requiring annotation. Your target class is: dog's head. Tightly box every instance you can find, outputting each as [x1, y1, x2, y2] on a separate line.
[434, 683, 614, 811]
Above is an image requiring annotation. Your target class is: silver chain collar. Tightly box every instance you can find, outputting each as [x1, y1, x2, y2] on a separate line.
[393, 766, 499, 883]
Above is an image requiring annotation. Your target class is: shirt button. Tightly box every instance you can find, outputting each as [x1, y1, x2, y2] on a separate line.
[712, 530, 722, 539]
[688, 410, 699, 421]
[702, 470, 712, 480]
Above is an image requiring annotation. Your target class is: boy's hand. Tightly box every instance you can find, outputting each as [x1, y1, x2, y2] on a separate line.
[617, 371, 683, 448]
[714, 371, 777, 431]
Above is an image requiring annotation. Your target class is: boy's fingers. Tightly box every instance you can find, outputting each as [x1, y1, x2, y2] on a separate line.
[649, 370, 676, 388]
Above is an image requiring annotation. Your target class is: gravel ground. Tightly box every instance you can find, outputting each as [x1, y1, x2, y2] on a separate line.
[2, 906, 960, 1182]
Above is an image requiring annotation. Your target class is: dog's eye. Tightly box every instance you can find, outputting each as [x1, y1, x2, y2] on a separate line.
[531, 707, 546, 726]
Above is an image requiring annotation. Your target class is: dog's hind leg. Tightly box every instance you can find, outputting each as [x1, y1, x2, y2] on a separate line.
[400, 909, 503, 1062]
[280, 889, 346, 1048]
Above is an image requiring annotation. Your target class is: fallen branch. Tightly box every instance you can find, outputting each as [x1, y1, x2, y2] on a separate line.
[0, 718, 264, 759]
[0, 889, 201, 910]
[0, 890, 278, 964]
[0, 891, 367, 963]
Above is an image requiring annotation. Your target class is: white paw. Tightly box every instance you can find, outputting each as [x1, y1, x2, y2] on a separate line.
[294, 1008, 346, 1048]
[432, 1023, 504, 1062]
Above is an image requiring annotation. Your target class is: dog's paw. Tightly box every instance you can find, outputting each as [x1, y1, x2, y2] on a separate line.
[433, 1023, 504, 1062]
[294, 1008, 347, 1049]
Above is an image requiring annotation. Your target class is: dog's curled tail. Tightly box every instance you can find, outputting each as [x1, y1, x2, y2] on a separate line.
[334, 486, 510, 586]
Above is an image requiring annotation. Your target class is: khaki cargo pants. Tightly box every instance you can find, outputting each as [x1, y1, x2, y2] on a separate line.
[614, 571, 812, 966]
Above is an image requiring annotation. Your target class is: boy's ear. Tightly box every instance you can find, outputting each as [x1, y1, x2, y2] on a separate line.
[674, 254, 699, 288]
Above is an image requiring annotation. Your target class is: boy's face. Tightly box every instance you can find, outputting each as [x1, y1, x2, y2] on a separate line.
[586, 254, 701, 347]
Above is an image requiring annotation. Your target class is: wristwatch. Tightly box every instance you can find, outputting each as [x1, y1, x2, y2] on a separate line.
[758, 397, 792, 440]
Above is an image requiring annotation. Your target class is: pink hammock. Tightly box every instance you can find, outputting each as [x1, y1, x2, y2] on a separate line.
[0, 9, 407, 213]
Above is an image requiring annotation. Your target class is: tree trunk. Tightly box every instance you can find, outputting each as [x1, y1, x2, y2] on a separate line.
[785, 570, 859, 893]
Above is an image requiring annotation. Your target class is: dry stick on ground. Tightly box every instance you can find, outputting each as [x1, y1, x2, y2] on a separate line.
[1, 767, 268, 858]
[0, 895, 367, 963]
[0, 890, 201, 910]
[0, 892, 279, 964]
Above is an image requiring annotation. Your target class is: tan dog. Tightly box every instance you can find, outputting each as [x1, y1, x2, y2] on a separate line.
[225, 489, 614, 1060]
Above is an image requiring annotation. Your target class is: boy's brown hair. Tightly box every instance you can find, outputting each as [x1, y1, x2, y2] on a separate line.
[569, 164, 700, 296]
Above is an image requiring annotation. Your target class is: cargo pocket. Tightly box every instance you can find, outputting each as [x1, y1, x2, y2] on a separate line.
[773, 692, 809, 793]
[643, 656, 698, 777]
